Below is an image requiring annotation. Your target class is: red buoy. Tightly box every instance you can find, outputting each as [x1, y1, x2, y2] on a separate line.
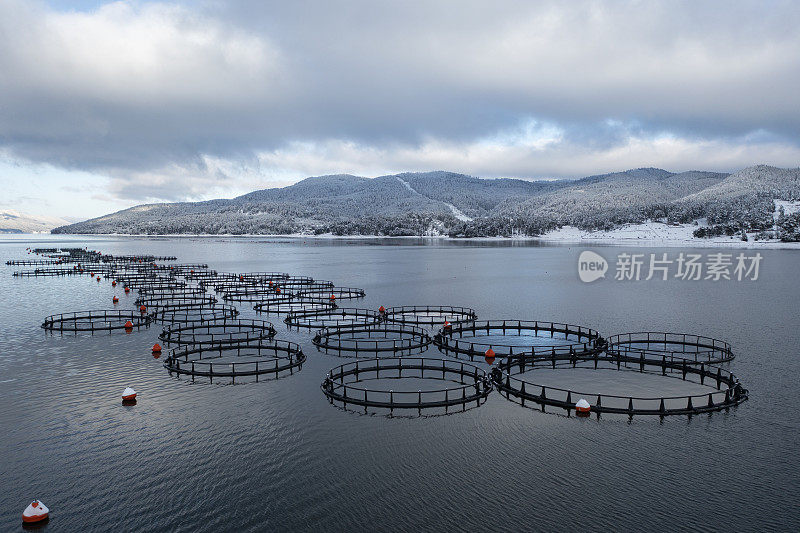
[124, 287, 130, 293]
[378, 305, 386, 313]
[96, 276, 101, 282]
[122, 387, 137, 401]
[152, 343, 162, 354]
[484, 348, 496, 365]
[112, 281, 117, 287]
[276, 288, 282, 294]
[443, 320, 451, 330]
[139, 305, 147, 314]
[124, 320, 134, 328]
[575, 398, 591, 416]
[22, 500, 49, 524]
[112, 296, 119, 303]
[329, 294, 336, 301]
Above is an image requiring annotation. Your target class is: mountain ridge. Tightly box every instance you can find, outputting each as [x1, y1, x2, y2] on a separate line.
[52, 165, 798, 237]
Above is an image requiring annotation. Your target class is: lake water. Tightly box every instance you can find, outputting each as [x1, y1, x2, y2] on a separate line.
[1, 235, 798, 532]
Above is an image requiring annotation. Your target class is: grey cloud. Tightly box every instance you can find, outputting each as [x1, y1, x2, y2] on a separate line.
[0, 0, 798, 203]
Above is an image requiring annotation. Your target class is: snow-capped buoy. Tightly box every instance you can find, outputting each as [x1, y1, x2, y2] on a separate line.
[22, 500, 49, 524]
[575, 398, 591, 416]
[112, 296, 119, 303]
[112, 281, 117, 287]
[139, 305, 147, 314]
[484, 348, 496, 365]
[124, 287, 130, 294]
[122, 387, 137, 401]
[152, 343, 162, 354]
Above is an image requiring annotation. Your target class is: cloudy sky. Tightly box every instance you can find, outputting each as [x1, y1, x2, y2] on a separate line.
[1, 0, 799, 219]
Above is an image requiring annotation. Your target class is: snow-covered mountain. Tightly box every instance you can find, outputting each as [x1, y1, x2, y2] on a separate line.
[0, 210, 70, 233]
[52, 165, 799, 237]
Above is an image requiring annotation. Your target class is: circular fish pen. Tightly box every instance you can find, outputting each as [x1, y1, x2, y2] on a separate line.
[606, 332, 734, 365]
[149, 304, 240, 324]
[313, 323, 432, 357]
[136, 294, 219, 310]
[135, 287, 205, 300]
[42, 310, 152, 333]
[382, 305, 477, 327]
[434, 320, 601, 362]
[180, 269, 219, 281]
[285, 307, 381, 329]
[164, 340, 305, 383]
[14, 268, 85, 277]
[220, 286, 289, 302]
[490, 353, 748, 418]
[159, 318, 277, 347]
[321, 357, 493, 415]
[253, 297, 336, 316]
[295, 286, 366, 301]
[277, 277, 334, 292]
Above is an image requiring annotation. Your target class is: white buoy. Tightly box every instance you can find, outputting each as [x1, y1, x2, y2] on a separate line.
[122, 387, 137, 401]
[22, 500, 49, 523]
[575, 398, 591, 415]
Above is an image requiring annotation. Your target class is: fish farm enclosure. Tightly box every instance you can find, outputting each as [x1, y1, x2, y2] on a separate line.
[3, 237, 797, 533]
[17, 245, 748, 417]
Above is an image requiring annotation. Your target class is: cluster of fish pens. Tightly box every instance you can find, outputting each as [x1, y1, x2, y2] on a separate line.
[14, 246, 748, 419]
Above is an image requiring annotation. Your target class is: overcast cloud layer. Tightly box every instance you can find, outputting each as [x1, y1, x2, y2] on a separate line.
[1, 0, 799, 217]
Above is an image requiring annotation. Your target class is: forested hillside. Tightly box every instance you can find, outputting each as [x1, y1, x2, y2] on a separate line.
[52, 166, 800, 237]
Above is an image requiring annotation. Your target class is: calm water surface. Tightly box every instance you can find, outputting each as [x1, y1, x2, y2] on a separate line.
[1, 235, 798, 532]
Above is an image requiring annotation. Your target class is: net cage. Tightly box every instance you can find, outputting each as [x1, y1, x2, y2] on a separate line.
[218, 285, 299, 302]
[136, 294, 219, 310]
[42, 310, 152, 333]
[295, 286, 366, 301]
[159, 318, 277, 347]
[490, 352, 748, 417]
[312, 323, 432, 357]
[285, 307, 382, 329]
[149, 304, 240, 324]
[382, 305, 477, 327]
[321, 357, 493, 415]
[164, 340, 305, 382]
[253, 297, 336, 316]
[605, 332, 734, 365]
[434, 320, 601, 362]
[276, 277, 334, 291]
[134, 287, 208, 302]
[179, 269, 219, 281]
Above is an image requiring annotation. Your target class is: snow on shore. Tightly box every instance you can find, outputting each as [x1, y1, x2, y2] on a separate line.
[537, 222, 799, 248]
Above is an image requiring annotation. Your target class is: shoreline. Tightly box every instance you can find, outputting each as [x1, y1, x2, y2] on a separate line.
[22, 231, 800, 250]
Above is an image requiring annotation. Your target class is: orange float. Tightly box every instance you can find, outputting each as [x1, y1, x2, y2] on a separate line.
[575, 398, 591, 416]
[484, 348, 496, 365]
[22, 500, 49, 523]
[122, 387, 137, 401]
